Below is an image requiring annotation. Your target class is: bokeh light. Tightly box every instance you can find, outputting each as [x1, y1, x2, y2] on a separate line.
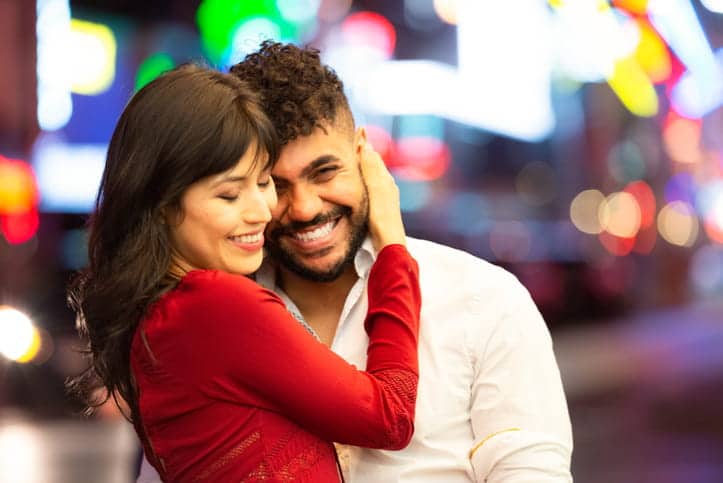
[665, 172, 697, 205]
[701, 0, 723, 14]
[633, 19, 671, 83]
[702, 192, 723, 244]
[599, 191, 642, 238]
[0, 157, 38, 215]
[0, 306, 40, 363]
[607, 55, 659, 117]
[389, 137, 451, 181]
[36, 0, 73, 131]
[342, 12, 396, 59]
[624, 180, 656, 228]
[607, 140, 646, 183]
[277, 0, 320, 23]
[196, 0, 301, 66]
[695, 180, 723, 244]
[612, 0, 649, 15]
[657, 200, 699, 247]
[663, 113, 702, 164]
[598, 230, 636, 256]
[228, 17, 284, 62]
[135, 53, 175, 92]
[433, 0, 460, 25]
[570, 189, 606, 235]
[69, 19, 117, 95]
[364, 125, 394, 162]
[1, 211, 40, 245]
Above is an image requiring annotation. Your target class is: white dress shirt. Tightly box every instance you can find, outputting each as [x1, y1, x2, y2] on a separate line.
[138, 237, 573, 482]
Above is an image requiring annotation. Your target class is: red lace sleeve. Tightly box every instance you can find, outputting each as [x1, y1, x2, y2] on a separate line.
[163, 244, 421, 450]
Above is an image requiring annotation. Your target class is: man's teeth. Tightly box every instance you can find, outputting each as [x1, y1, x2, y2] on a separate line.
[232, 233, 262, 243]
[293, 221, 334, 242]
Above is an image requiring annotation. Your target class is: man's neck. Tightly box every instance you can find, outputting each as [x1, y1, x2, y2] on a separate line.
[277, 264, 358, 347]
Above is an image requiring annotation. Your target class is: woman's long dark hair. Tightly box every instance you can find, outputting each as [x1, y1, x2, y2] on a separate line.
[67, 64, 278, 422]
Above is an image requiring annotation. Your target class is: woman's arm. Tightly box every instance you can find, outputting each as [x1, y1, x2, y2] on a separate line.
[160, 244, 419, 449]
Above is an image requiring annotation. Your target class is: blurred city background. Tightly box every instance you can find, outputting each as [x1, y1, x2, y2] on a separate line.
[1, 0, 722, 481]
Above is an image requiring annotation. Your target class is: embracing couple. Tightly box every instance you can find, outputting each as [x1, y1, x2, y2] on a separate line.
[71, 41, 573, 482]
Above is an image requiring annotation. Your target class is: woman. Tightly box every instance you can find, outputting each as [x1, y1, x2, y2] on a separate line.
[68, 64, 421, 482]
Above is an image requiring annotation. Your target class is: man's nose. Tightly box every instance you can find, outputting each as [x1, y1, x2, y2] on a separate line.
[284, 185, 323, 222]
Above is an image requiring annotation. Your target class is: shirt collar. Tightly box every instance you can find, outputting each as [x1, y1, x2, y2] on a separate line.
[255, 236, 377, 293]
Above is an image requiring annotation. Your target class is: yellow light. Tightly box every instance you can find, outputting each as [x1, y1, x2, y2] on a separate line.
[69, 19, 117, 95]
[613, 0, 649, 15]
[433, 0, 459, 25]
[0, 158, 37, 215]
[570, 189, 606, 234]
[599, 191, 641, 238]
[635, 21, 671, 83]
[607, 55, 659, 117]
[658, 201, 699, 247]
[0, 306, 40, 363]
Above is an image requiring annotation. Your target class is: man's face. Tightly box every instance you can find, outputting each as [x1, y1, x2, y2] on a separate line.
[266, 123, 369, 282]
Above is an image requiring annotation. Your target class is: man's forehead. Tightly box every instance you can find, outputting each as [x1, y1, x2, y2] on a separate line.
[272, 128, 353, 176]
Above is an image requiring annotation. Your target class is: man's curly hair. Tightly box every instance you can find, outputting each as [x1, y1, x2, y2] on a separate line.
[230, 41, 354, 145]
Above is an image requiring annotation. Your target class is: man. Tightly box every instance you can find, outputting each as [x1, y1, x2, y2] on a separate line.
[139, 41, 572, 482]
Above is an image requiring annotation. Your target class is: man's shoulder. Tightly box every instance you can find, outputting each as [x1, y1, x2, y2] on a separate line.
[406, 236, 518, 287]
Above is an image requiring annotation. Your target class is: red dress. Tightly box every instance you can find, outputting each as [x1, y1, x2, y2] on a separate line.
[130, 244, 421, 482]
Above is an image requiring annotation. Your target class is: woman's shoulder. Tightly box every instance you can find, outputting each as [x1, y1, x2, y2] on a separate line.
[172, 269, 281, 310]
[145, 270, 282, 337]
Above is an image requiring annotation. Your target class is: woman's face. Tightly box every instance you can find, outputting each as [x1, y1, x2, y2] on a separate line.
[167, 148, 277, 277]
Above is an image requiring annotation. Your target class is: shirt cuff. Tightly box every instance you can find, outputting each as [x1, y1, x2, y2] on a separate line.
[469, 429, 572, 482]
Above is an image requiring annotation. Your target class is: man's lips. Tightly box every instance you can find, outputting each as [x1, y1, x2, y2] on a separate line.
[285, 217, 343, 252]
[269, 206, 351, 240]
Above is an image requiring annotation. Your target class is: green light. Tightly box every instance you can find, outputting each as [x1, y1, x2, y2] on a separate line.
[196, 0, 304, 65]
[135, 53, 175, 92]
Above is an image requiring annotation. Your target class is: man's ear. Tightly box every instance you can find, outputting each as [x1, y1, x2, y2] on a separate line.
[353, 127, 368, 158]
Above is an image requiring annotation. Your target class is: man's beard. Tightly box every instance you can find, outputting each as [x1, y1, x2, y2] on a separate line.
[266, 194, 369, 283]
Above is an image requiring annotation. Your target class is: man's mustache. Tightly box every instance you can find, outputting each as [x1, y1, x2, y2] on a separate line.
[268, 206, 352, 238]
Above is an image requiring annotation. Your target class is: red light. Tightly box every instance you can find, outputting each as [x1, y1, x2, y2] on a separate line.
[598, 231, 635, 256]
[342, 11, 396, 58]
[1, 210, 39, 244]
[704, 219, 723, 244]
[365, 125, 393, 163]
[624, 180, 656, 228]
[388, 137, 451, 181]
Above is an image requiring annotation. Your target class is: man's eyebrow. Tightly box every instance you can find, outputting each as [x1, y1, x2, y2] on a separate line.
[274, 155, 340, 183]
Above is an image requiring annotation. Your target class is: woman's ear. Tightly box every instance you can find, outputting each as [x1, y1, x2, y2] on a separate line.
[159, 205, 179, 227]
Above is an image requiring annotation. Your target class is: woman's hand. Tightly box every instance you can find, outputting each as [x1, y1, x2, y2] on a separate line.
[360, 142, 406, 251]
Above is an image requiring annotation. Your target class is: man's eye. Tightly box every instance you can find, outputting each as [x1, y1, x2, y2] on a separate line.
[218, 195, 238, 201]
[314, 166, 338, 180]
